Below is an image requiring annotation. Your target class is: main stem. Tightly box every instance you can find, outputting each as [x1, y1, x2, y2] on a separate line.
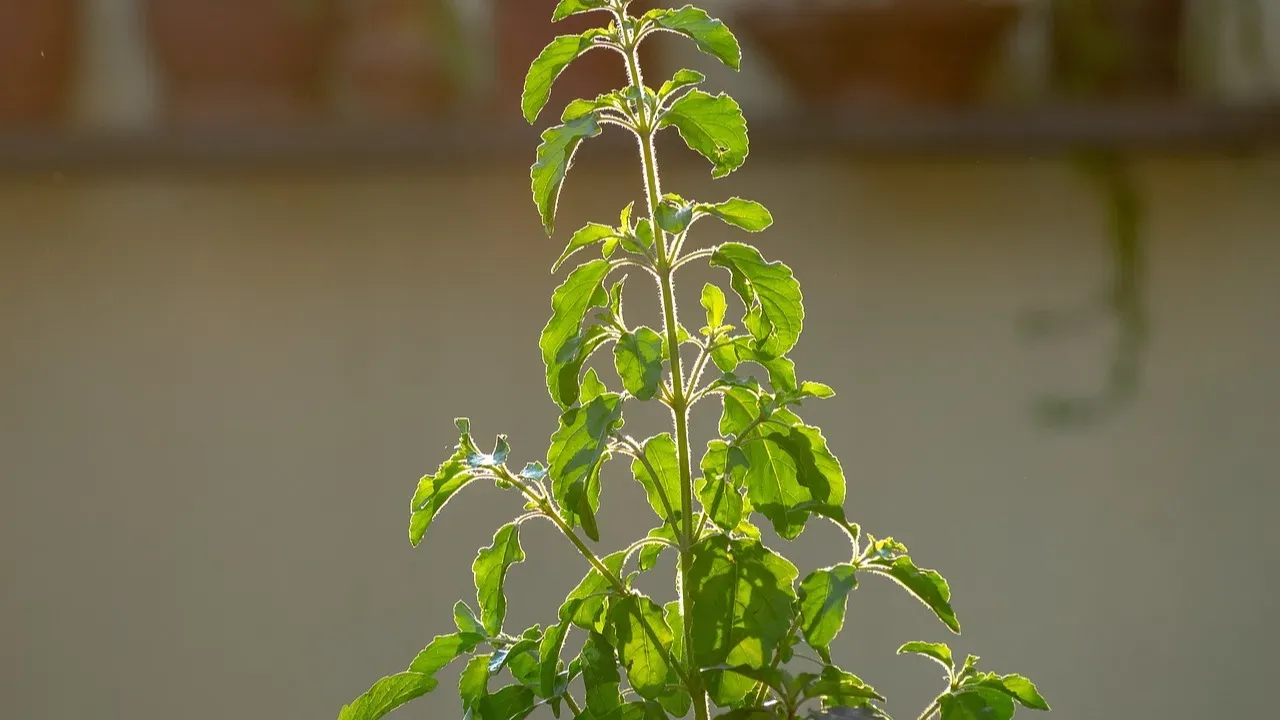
[622, 28, 709, 720]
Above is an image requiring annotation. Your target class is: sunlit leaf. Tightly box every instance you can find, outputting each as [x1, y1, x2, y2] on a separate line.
[897, 641, 954, 673]
[615, 326, 665, 400]
[940, 688, 1015, 720]
[710, 243, 802, 359]
[548, 392, 625, 541]
[610, 595, 675, 699]
[799, 565, 857, 654]
[582, 631, 623, 715]
[642, 6, 741, 70]
[409, 631, 484, 676]
[659, 91, 748, 179]
[338, 672, 438, 720]
[630, 433, 682, 526]
[541, 260, 611, 407]
[473, 523, 526, 636]
[867, 556, 960, 634]
[696, 198, 773, 233]
[555, 223, 620, 272]
[409, 445, 475, 547]
[523, 31, 608, 124]
[532, 114, 603, 236]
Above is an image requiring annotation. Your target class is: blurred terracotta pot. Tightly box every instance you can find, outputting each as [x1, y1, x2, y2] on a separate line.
[333, 0, 458, 122]
[144, 0, 339, 126]
[494, 0, 656, 122]
[0, 0, 78, 128]
[736, 0, 1021, 109]
[1050, 0, 1185, 100]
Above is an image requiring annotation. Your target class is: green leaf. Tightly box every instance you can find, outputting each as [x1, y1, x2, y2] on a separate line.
[869, 556, 960, 633]
[897, 641, 954, 673]
[453, 601, 487, 637]
[408, 632, 485, 676]
[560, 550, 626, 631]
[532, 114, 604, 236]
[687, 536, 798, 705]
[338, 672, 438, 720]
[523, 32, 606, 124]
[473, 523, 526, 637]
[643, 6, 742, 70]
[718, 386, 761, 437]
[480, 685, 537, 720]
[582, 632, 623, 715]
[555, 223, 619, 272]
[700, 439, 748, 487]
[658, 601, 693, 717]
[610, 595, 675, 699]
[656, 194, 695, 234]
[548, 392, 625, 541]
[637, 525, 677, 572]
[696, 474, 744, 532]
[539, 619, 572, 699]
[614, 326, 665, 400]
[940, 688, 1016, 720]
[709, 243, 803, 359]
[552, 0, 610, 22]
[966, 674, 1051, 711]
[742, 424, 846, 540]
[608, 701, 671, 720]
[409, 445, 476, 547]
[659, 91, 748, 179]
[659, 69, 706, 99]
[541, 259, 611, 408]
[798, 564, 857, 654]
[696, 198, 773, 233]
[801, 666, 884, 703]
[582, 367, 609, 404]
[710, 338, 797, 394]
[701, 283, 727, 329]
[458, 654, 490, 714]
[628, 433, 682, 526]
[710, 710, 773, 720]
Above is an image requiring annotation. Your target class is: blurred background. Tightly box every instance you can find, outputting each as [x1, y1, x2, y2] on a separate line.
[1, 1, 1279, 719]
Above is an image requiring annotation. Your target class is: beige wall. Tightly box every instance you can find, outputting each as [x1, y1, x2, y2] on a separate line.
[2, 151, 1278, 720]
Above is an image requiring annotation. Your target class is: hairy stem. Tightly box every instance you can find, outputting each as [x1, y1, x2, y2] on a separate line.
[917, 699, 941, 720]
[562, 693, 583, 718]
[622, 20, 710, 720]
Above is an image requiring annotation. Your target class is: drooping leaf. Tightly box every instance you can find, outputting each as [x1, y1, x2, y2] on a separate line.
[408, 632, 485, 676]
[656, 194, 695, 235]
[551, 0, 610, 22]
[523, 32, 607, 124]
[555, 223, 620, 272]
[709, 243, 803, 359]
[867, 556, 960, 633]
[965, 674, 1050, 711]
[532, 114, 604, 236]
[642, 6, 742, 70]
[548, 392, 625, 541]
[539, 618, 573, 699]
[409, 446, 476, 547]
[687, 536, 798, 705]
[560, 550, 626, 631]
[659, 90, 748, 179]
[541, 259, 612, 408]
[637, 525, 678, 572]
[696, 198, 773, 233]
[627, 433, 682, 527]
[897, 641, 954, 673]
[798, 564, 857, 654]
[801, 666, 884, 704]
[742, 424, 846, 540]
[473, 523, 526, 637]
[659, 69, 706, 99]
[940, 688, 1016, 720]
[610, 595, 675, 699]
[338, 672, 438, 720]
[581, 632, 623, 715]
[615, 326, 665, 400]
[701, 283, 727, 330]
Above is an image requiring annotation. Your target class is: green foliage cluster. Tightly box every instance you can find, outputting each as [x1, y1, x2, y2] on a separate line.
[337, 3, 1050, 719]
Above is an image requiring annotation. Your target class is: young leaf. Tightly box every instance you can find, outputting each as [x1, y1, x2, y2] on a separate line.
[532, 114, 603, 236]
[659, 68, 706, 99]
[659, 90, 748, 179]
[940, 688, 1016, 720]
[614, 326, 665, 400]
[452, 600, 484, 637]
[409, 446, 476, 547]
[554, 223, 619, 272]
[696, 198, 774, 233]
[560, 550, 626, 631]
[897, 641, 954, 674]
[548, 392, 624, 541]
[798, 564, 857, 654]
[688, 536, 798, 703]
[541, 259, 611, 408]
[629, 433, 682, 527]
[642, 6, 742, 70]
[338, 672, 439, 720]
[701, 283, 727, 329]
[473, 523, 526, 637]
[409, 632, 485, 676]
[867, 556, 960, 633]
[581, 631, 624, 715]
[742, 425, 847, 540]
[610, 594, 676, 699]
[581, 367, 609, 404]
[966, 674, 1051, 711]
[710, 243, 803, 359]
[552, 0, 610, 22]
[523, 32, 607, 124]
[656, 194, 695, 234]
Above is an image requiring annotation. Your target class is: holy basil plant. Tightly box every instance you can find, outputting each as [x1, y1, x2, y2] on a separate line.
[337, 3, 1050, 720]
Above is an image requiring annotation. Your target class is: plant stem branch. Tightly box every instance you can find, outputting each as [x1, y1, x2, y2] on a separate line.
[562, 692, 583, 717]
[751, 613, 804, 707]
[917, 699, 941, 720]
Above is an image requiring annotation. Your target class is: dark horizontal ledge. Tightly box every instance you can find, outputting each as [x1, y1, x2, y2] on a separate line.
[2, 101, 1278, 176]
